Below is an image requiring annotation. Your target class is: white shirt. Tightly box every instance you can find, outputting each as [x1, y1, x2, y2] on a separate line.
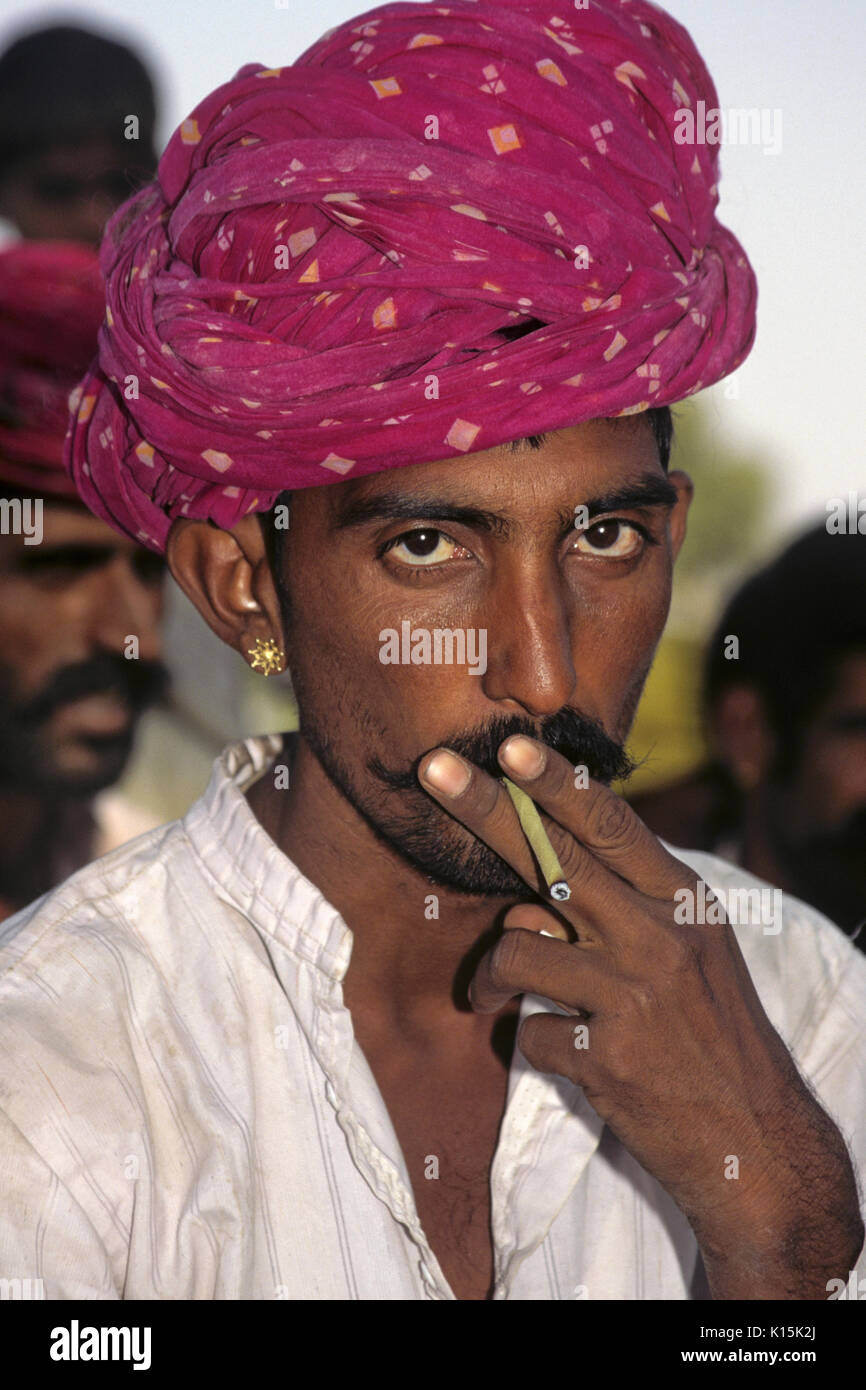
[0, 734, 864, 1301]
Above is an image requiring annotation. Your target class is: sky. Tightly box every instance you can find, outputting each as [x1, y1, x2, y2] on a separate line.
[2, 0, 863, 536]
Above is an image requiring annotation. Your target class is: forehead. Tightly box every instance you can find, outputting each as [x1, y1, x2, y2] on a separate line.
[321, 417, 659, 519]
[0, 496, 130, 546]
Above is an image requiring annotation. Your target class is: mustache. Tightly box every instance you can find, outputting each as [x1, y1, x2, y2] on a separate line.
[370, 709, 637, 792]
[17, 652, 170, 725]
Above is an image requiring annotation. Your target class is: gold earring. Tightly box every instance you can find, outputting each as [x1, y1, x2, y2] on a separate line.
[247, 636, 285, 677]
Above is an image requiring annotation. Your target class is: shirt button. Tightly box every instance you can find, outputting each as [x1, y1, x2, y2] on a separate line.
[324, 1081, 338, 1107]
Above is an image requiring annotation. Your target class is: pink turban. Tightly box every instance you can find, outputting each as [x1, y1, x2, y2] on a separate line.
[65, 0, 757, 553]
[0, 241, 104, 498]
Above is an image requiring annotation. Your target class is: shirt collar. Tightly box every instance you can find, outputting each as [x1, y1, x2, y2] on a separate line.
[181, 732, 354, 984]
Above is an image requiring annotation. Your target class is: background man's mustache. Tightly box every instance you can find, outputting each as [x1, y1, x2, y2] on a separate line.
[790, 805, 866, 860]
[16, 653, 170, 725]
[371, 709, 636, 791]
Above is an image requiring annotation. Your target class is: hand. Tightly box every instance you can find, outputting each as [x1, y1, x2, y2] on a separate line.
[418, 733, 864, 1298]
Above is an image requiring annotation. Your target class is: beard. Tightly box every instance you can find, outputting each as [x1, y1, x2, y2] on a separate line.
[767, 802, 866, 940]
[295, 701, 636, 899]
[0, 651, 169, 797]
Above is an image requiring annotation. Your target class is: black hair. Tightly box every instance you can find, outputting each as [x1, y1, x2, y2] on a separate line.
[704, 523, 866, 776]
[505, 405, 674, 471]
[0, 25, 157, 178]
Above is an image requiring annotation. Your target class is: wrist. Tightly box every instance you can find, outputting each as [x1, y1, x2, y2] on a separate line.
[688, 1143, 864, 1300]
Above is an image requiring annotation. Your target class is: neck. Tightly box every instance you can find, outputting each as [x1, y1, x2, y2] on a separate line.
[245, 733, 518, 1042]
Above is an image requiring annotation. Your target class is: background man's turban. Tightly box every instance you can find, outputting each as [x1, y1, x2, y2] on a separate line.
[0, 241, 104, 497]
[64, 0, 757, 553]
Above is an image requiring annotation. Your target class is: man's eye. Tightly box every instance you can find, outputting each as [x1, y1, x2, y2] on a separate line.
[383, 528, 469, 567]
[572, 519, 645, 559]
[131, 552, 166, 585]
[20, 546, 112, 574]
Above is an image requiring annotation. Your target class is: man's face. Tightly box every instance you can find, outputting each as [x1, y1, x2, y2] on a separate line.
[0, 138, 135, 245]
[765, 653, 866, 932]
[0, 496, 169, 796]
[278, 419, 690, 897]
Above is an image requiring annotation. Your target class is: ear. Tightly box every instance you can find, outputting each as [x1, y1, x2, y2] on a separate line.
[666, 469, 693, 561]
[710, 685, 775, 792]
[165, 514, 285, 667]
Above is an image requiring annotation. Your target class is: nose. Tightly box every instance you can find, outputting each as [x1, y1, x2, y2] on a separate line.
[87, 556, 163, 664]
[479, 558, 577, 719]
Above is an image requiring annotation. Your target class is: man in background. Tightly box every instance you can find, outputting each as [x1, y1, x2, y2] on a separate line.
[0, 0, 862, 1303]
[0, 241, 168, 920]
[0, 23, 158, 246]
[631, 524, 866, 946]
[0, 20, 295, 819]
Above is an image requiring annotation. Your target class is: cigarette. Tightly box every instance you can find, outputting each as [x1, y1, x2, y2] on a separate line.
[501, 776, 571, 902]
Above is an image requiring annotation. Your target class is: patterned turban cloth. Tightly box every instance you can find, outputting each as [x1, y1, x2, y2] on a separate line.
[0, 241, 104, 498]
[65, 0, 758, 553]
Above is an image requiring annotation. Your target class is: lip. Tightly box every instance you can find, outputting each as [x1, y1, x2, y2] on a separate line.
[61, 692, 133, 737]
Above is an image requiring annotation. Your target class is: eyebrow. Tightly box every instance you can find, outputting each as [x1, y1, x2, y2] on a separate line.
[332, 474, 679, 539]
[17, 543, 117, 562]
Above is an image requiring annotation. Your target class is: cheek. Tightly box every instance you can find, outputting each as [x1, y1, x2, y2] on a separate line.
[0, 583, 63, 668]
[581, 565, 671, 723]
[282, 555, 414, 731]
[795, 737, 866, 819]
[0, 579, 98, 695]
[583, 561, 671, 657]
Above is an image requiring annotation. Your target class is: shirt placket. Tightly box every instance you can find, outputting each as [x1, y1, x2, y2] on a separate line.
[310, 965, 457, 1300]
[489, 994, 606, 1299]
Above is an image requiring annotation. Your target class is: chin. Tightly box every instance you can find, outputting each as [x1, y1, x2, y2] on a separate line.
[49, 740, 133, 795]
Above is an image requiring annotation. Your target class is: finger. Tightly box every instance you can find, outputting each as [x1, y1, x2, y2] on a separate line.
[418, 746, 614, 910]
[417, 746, 573, 901]
[502, 903, 573, 943]
[498, 735, 695, 898]
[518, 1011, 595, 1084]
[469, 926, 609, 1016]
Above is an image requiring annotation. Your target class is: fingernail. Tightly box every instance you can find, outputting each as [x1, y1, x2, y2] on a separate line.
[422, 750, 472, 797]
[500, 735, 546, 779]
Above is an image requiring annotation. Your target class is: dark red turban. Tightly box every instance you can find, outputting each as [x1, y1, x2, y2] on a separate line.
[64, 0, 757, 552]
[0, 241, 104, 497]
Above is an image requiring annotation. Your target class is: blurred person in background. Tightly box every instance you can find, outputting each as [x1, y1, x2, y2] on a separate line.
[631, 524, 866, 948]
[0, 23, 158, 246]
[0, 241, 168, 921]
[0, 0, 863, 1305]
[0, 18, 288, 822]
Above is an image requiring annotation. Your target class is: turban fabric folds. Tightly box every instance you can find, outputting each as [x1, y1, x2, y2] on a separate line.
[64, 0, 757, 553]
[0, 241, 104, 497]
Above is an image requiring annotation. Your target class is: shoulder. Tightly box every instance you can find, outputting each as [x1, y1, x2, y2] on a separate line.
[0, 816, 186, 987]
[0, 813, 220, 1086]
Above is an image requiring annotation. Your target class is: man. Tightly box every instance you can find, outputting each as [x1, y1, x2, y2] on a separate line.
[0, 242, 168, 920]
[0, 24, 157, 246]
[633, 524, 866, 945]
[0, 0, 863, 1301]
